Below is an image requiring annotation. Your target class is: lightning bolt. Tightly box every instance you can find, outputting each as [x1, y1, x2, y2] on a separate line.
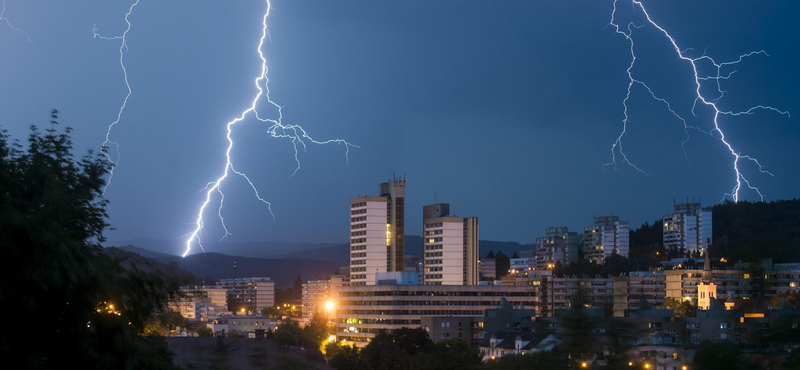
[182, 0, 356, 257]
[606, 0, 790, 202]
[1, 0, 34, 46]
[92, 0, 141, 194]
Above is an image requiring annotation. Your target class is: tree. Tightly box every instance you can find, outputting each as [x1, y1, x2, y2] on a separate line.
[771, 291, 800, 309]
[413, 338, 482, 370]
[495, 252, 511, 278]
[663, 297, 697, 317]
[143, 310, 189, 336]
[196, 326, 214, 338]
[784, 348, 800, 370]
[328, 343, 364, 370]
[360, 331, 413, 370]
[0, 113, 180, 369]
[273, 318, 309, 347]
[483, 351, 569, 370]
[692, 340, 757, 370]
[304, 312, 332, 350]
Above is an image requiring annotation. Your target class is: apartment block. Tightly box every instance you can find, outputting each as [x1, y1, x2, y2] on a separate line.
[663, 200, 712, 255]
[350, 176, 406, 285]
[335, 284, 538, 346]
[168, 286, 231, 321]
[216, 277, 275, 314]
[422, 203, 479, 285]
[535, 227, 580, 269]
[584, 215, 630, 263]
[302, 274, 349, 319]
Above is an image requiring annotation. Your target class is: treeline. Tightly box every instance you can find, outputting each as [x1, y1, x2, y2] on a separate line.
[711, 199, 800, 263]
[0, 114, 186, 369]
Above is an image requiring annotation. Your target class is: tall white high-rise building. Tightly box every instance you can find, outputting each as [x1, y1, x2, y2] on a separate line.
[584, 215, 630, 264]
[350, 176, 406, 285]
[663, 200, 712, 256]
[422, 203, 479, 285]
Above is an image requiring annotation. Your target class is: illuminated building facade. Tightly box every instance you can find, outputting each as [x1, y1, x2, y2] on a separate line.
[663, 201, 712, 256]
[216, 277, 275, 314]
[584, 215, 630, 264]
[535, 227, 579, 269]
[422, 203, 479, 285]
[350, 177, 406, 285]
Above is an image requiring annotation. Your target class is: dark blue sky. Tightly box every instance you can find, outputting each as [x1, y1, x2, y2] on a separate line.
[2, 1, 798, 250]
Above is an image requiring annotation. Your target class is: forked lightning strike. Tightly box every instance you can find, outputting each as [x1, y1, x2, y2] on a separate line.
[1, 0, 33, 45]
[92, 0, 141, 193]
[182, 0, 356, 257]
[606, 0, 789, 202]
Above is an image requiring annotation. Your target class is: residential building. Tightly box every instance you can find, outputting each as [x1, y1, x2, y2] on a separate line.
[535, 227, 579, 269]
[420, 316, 476, 343]
[350, 176, 406, 285]
[612, 272, 666, 317]
[482, 253, 497, 280]
[422, 203, 479, 285]
[216, 277, 275, 314]
[665, 258, 800, 302]
[335, 284, 538, 346]
[205, 315, 279, 338]
[168, 286, 231, 321]
[663, 200, 712, 255]
[302, 274, 349, 319]
[584, 215, 630, 263]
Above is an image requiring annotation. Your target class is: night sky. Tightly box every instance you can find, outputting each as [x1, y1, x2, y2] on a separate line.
[2, 1, 798, 251]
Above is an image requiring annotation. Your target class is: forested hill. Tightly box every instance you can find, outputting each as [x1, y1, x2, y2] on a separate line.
[711, 199, 800, 263]
[629, 199, 800, 263]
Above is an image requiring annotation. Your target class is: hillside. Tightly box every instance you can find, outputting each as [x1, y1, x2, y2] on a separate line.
[103, 246, 200, 285]
[117, 245, 339, 288]
[711, 199, 800, 263]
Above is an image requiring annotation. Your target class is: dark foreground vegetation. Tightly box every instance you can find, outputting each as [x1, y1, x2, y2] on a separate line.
[0, 112, 185, 369]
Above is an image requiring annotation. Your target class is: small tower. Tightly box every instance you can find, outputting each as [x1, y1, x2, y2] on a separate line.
[697, 246, 716, 310]
[233, 259, 238, 279]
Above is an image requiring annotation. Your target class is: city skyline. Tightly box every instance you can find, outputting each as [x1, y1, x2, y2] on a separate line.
[2, 1, 798, 250]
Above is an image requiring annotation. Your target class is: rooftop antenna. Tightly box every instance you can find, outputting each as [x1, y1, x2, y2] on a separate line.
[233, 259, 238, 279]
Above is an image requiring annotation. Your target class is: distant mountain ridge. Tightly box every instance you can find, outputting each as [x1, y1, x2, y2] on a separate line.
[116, 245, 339, 288]
[115, 236, 535, 268]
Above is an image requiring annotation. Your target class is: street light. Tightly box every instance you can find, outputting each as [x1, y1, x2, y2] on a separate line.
[582, 362, 588, 368]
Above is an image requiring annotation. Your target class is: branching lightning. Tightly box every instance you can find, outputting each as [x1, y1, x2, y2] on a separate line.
[92, 0, 141, 194]
[182, 0, 356, 257]
[606, 0, 790, 202]
[1, 0, 34, 46]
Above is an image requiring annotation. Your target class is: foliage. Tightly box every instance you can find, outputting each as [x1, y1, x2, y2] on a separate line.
[495, 252, 510, 278]
[360, 331, 414, 370]
[143, 310, 189, 336]
[304, 312, 333, 349]
[413, 339, 482, 370]
[784, 348, 800, 370]
[274, 319, 307, 347]
[327, 343, 364, 370]
[483, 351, 570, 370]
[663, 297, 697, 317]
[711, 200, 800, 263]
[692, 340, 758, 370]
[771, 291, 800, 309]
[629, 219, 664, 258]
[196, 325, 214, 338]
[0, 114, 180, 369]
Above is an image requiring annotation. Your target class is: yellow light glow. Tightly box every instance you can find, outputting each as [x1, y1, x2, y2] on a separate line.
[325, 300, 335, 311]
[582, 362, 588, 368]
[629, 362, 633, 366]
[645, 364, 650, 369]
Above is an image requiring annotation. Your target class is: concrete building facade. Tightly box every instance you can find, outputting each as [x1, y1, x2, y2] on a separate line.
[584, 215, 630, 263]
[350, 177, 406, 285]
[663, 201, 712, 255]
[216, 277, 275, 314]
[535, 227, 579, 269]
[422, 203, 479, 285]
